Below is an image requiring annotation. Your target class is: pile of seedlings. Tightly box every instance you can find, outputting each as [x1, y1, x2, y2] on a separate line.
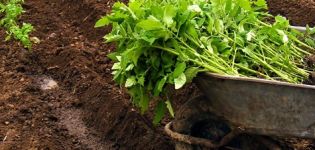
[96, 0, 315, 123]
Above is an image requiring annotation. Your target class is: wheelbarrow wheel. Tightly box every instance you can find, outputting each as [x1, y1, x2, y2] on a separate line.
[169, 95, 239, 150]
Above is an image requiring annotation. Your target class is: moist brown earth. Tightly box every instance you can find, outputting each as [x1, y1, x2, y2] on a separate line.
[0, 0, 315, 150]
[268, 0, 315, 26]
[0, 0, 174, 149]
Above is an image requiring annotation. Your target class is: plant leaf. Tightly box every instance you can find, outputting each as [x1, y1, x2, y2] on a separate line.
[153, 101, 166, 125]
[185, 67, 200, 82]
[112, 62, 121, 70]
[214, 19, 224, 33]
[225, 0, 232, 13]
[173, 62, 186, 78]
[174, 73, 186, 89]
[126, 64, 135, 71]
[104, 34, 123, 43]
[125, 76, 137, 88]
[138, 76, 145, 86]
[255, 0, 267, 9]
[157, 76, 167, 92]
[137, 16, 164, 31]
[186, 24, 198, 39]
[238, 0, 252, 11]
[140, 93, 149, 114]
[107, 52, 120, 61]
[95, 17, 110, 28]
[163, 5, 177, 27]
[165, 100, 174, 118]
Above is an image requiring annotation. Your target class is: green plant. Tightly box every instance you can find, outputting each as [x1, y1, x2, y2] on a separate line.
[0, 0, 33, 48]
[96, 0, 315, 124]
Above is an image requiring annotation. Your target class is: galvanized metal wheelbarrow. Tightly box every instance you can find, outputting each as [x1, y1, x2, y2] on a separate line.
[165, 26, 315, 149]
[165, 72, 315, 149]
[198, 72, 315, 138]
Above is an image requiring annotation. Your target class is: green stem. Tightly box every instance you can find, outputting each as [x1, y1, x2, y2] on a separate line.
[235, 64, 272, 79]
[189, 58, 226, 74]
[152, 46, 179, 55]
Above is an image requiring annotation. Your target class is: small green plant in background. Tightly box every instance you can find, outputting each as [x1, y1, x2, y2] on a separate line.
[96, 0, 315, 124]
[0, 0, 34, 49]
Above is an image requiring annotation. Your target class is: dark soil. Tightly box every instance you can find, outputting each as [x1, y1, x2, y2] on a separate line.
[0, 0, 315, 150]
[0, 0, 175, 149]
[268, 0, 315, 26]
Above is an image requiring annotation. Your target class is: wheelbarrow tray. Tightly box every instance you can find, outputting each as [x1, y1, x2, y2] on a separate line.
[195, 72, 315, 139]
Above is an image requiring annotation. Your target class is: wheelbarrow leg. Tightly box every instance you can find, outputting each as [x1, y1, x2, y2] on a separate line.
[168, 95, 239, 150]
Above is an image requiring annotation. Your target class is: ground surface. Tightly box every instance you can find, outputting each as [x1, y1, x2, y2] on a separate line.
[0, 0, 176, 149]
[268, 0, 315, 26]
[0, 0, 315, 150]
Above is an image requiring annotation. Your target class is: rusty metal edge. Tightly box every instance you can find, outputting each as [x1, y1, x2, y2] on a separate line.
[199, 72, 315, 90]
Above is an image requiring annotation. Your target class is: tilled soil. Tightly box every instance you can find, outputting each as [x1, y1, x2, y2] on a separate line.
[0, 0, 176, 149]
[1, 0, 315, 150]
[268, 0, 315, 26]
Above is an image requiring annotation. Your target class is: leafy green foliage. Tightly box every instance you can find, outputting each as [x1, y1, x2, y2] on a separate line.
[97, 0, 315, 124]
[153, 101, 166, 125]
[0, 0, 34, 48]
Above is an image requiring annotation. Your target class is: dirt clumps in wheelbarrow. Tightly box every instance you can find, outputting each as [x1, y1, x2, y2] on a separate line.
[305, 55, 315, 67]
[303, 55, 315, 85]
[304, 72, 315, 85]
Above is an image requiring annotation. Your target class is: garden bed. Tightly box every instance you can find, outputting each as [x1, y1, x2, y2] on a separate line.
[0, 0, 315, 149]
